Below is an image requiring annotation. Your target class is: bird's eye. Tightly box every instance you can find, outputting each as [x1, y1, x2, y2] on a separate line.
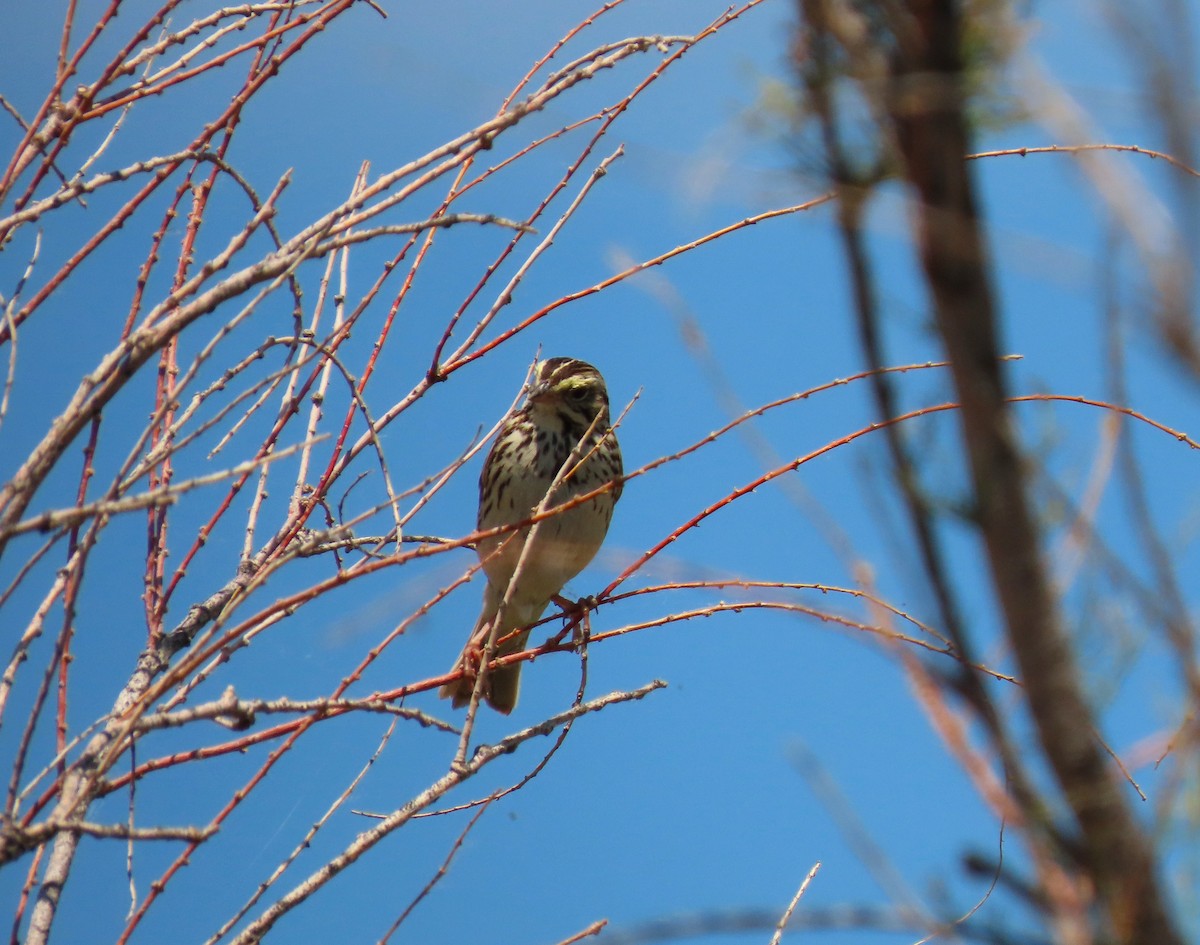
[567, 387, 590, 402]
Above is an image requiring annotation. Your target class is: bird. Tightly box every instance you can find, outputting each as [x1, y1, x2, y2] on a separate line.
[439, 357, 623, 714]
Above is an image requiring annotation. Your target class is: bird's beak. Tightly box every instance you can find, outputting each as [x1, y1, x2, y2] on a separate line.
[526, 379, 551, 401]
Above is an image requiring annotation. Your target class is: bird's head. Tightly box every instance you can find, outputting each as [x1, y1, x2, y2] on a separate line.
[528, 357, 610, 424]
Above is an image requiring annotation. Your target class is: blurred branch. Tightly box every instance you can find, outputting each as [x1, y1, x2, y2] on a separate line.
[594, 904, 937, 944]
[883, 3, 1184, 943]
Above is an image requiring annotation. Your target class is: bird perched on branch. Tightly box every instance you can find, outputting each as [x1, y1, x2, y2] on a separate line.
[440, 357, 623, 714]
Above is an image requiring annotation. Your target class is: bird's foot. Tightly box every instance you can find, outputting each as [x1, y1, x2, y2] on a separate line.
[550, 594, 596, 646]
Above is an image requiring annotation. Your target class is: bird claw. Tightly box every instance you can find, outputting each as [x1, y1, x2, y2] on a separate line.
[460, 642, 484, 669]
[552, 592, 599, 615]
[550, 594, 596, 645]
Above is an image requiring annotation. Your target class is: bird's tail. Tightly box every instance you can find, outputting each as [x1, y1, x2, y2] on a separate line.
[439, 588, 541, 714]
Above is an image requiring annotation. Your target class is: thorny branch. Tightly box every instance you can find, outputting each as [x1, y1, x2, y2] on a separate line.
[0, 5, 775, 944]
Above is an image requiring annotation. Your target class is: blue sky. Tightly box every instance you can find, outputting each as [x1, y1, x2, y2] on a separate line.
[2, 1, 1198, 943]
